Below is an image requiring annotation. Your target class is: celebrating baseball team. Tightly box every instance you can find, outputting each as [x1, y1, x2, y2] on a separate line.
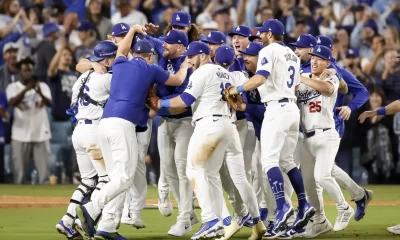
[52, 9, 400, 240]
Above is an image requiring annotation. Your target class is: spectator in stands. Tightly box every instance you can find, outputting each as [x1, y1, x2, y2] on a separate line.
[343, 48, 375, 89]
[360, 88, 394, 184]
[257, 7, 274, 25]
[154, 6, 178, 37]
[362, 34, 385, 75]
[47, 44, 78, 121]
[163, 10, 202, 43]
[0, 0, 36, 60]
[47, 2, 66, 25]
[333, 28, 350, 64]
[0, 43, 18, 92]
[34, 22, 60, 82]
[111, 0, 147, 26]
[377, 49, 400, 104]
[6, 57, 52, 184]
[75, 20, 97, 61]
[351, 18, 378, 58]
[211, 8, 233, 34]
[284, 19, 309, 44]
[143, 0, 179, 25]
[86, 0, 112, 40]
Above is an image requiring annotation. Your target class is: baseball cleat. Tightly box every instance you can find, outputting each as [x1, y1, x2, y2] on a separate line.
[263, 220, 277, 239]
[219, 217, 241, 240]
[237, 212, 252, 228]
[168, 222, 192, 237]
[158, 194, 173, 217]
[387, 224, 400, 235]
[248, 220, 266, 240]
[56, 220, 82, 239]
[121, 211, 145, 229]
[304, 218, 332, 238]
[191, 211, 199, 226]
[94, 231, 127, 240]
[292, 202, 315, 231]
[333, 205, 354, 231]
[354, 189, 373, 221]
[274, 203, 294, 236]
[75, 205, 96, 239]
[191, 218, 224, 240]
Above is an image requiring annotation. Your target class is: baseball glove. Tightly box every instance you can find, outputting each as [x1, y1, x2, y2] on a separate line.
[146, 84, 159, 111]
[224, 86, 244, 111]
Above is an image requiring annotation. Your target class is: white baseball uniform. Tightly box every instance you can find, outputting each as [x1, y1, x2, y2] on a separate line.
[184, 63, 234, 223]
[60, 70, 111, 227]
[257, 42, 300, 174]
[297, 73, 347, 219]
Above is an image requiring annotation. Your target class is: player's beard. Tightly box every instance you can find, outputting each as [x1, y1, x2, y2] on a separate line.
[262, 37, 270, 47]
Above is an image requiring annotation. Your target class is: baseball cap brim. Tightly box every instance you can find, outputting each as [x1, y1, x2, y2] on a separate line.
[183, 50, 196, 56]
[112, 31, 128, 37]
[309, 52, 329, 61]
[249, 36, 261, 41]
[172, 22, 189, 27]
[289, 43, 309, 48]
[87, 55, 105, 62]
[227, 32, 248, 37]
[238, 49, 257, 56]
[201, 37, 220, 45]
[254, 26, 266, 32]
[164, 39, 182, 45]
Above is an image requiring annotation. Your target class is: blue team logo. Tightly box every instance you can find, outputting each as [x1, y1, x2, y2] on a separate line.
[261, 57, 268, 66]
[187, 81, 193, 89]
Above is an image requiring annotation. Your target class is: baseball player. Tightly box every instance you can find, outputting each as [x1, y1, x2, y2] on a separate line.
[249, 31, 262, 43]
[145, 29, 199, 236]
[55, 40, 117, 240]
[227, 19, 315, 237]
[298, 45, 354, 235]
[74, 25, 191, 239]
[299, 35, 373, 237]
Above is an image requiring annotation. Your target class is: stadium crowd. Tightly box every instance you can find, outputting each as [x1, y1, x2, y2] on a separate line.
[0, 0, 400, 186]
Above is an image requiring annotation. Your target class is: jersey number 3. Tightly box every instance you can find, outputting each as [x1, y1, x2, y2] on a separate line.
[220, 82, 232, 101]
[309, 101, 321, 113]
[287, 66, 295, 88]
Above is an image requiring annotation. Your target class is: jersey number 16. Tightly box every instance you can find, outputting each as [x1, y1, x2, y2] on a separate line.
[220, 82, 232, 101]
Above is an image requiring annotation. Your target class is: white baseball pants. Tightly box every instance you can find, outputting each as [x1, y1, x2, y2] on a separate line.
[260, 102, 299, 174]
[300, 129, 347, 219]
[90, 118, 139, 233]
[186, 116, 233, 222]
[123, 119, 153, 215]
[158, 117, 194, 224]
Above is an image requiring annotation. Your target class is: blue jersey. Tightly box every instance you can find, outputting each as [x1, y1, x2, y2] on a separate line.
[243, 71, 265, 140]
[0, 91, 7, 145]
[102, 57, 170, 126]
[333, 62, 369, 137]
[229, 57, 246, 120]
[146, 36, 193, 119]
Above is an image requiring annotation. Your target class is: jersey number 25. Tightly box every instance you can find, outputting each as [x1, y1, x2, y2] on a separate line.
[309, 101, 321, 113]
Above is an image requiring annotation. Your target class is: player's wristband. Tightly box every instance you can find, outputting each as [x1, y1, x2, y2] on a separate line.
[160, 99, 170, 108]
[236, 85, 245, 93]
[158, 107, 170, 115]
[377, 107, 386, 116]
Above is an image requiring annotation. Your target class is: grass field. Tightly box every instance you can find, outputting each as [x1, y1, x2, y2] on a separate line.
[1, 185, 400, 240]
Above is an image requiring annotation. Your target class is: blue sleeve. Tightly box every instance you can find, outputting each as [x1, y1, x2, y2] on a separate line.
[64, 0, 86, 21]
[180, 92, 196, 106]
[329, 63, 342, 80]
[174, 68, 192, 94]
[0, 92, 7, 109]
[0, 31, 22, 51]
[255, 70, 270, 79]
[340, 67, 370, 111]
[150, 64, 170, 84]
[145, 35, 164, 57]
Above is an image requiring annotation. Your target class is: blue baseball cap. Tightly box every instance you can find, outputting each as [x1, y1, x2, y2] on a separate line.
[130, 33, 146, 50]
[76, 20, 96, 31]
[345, 48, 360, 58]
[290, 34, 317, 48]
[134, 39, 154, 54]
[215, 46, 235, 66]
[201, 31, 226, 45]
[88, 40, 118, 62]
[309, 45, 332, 61]
[111, 23, 130, 37]
[364, 19, 378, 34]
[183, 41, 210, 56]
[239, 42, 263, 56]
[249, 31, 261, 42]
[228, 25, 252, 37]
[171, 11, 191, 27]
[316, 35, 333, 49]
[42, 22, 60, 38]
[164, 30, 189, 47]
[255, 19, 285, 35]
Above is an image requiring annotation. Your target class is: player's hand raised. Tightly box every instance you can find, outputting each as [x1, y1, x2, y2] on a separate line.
[132, 25, 147, 35]
[144, 23, 159, 35]
[358, 110, 377, 124]
[336, 106, 351, 120]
